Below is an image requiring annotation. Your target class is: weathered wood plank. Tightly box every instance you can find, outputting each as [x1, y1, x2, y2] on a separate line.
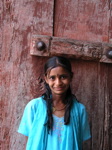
[71, 61, 111, 150]
[50, 37, 103, 61]
[30, 35, 112, 63]
[1, 1, 112, 150]
[0, 0, 54, 150]
[109, 0, 112, 43]
[53, 0, 110, 42]
[108, 64, 112, 149]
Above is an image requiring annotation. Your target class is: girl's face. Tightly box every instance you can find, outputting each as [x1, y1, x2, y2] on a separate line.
[45, 66, 72, 96]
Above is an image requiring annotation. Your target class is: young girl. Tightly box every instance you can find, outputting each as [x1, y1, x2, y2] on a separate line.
[18, 56, 91, 150]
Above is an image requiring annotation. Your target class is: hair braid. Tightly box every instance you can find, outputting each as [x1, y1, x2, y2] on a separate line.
[43, 83, 53, 131]
[64, 87, 73, 124]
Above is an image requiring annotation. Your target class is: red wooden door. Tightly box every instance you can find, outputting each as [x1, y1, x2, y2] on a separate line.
[0, 0, 112, 150]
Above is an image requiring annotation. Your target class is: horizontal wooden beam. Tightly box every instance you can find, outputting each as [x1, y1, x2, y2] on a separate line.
[30, 35, 112, 63]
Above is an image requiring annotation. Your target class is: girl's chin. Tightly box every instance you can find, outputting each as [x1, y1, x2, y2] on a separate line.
[52, 91, 66, 96]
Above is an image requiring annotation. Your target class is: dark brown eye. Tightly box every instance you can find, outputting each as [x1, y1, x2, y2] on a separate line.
[60, 75, 68, 79]
[49, 76, 55, 80]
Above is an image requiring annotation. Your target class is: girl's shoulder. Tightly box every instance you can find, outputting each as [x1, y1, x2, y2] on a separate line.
[25, 96, 46, 110]
[72, 98, 87, 113]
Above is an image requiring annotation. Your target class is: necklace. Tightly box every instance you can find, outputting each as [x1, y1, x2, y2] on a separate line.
[52, 105, 66, 112]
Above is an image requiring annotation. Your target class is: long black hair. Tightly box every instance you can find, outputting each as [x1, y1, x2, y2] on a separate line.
[43, 56, 75, 131]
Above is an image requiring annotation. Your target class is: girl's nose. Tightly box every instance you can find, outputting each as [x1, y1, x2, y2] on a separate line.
[55, 78, 62, 86]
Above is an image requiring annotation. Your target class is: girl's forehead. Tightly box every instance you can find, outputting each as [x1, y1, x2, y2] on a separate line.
[48, 66, 69, 75]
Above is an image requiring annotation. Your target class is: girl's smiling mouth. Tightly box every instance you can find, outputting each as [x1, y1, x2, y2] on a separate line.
[54, 87, 64, 90]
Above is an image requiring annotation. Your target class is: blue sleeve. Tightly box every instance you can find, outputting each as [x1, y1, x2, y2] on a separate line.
[80, 105, 91, 141]
[17, 100, 37, 136]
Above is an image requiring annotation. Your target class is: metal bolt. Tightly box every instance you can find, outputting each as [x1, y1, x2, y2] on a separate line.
[106, 49, 112, 59]
[36, 41, 46, 51]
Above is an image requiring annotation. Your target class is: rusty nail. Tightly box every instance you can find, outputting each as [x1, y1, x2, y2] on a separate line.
[36, 41, 46, 51]
[106, 49, 112, 59]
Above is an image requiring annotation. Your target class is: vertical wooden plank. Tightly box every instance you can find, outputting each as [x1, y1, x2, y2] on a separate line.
[54, 0, 110, 42]
[0, 0, 54, 149]
[97, 64, 109, 150]
[71, 60, 98, 150]
[70, 60, 111, 150]
[108, 64, 112, 149]
[109, 0, 112, 43]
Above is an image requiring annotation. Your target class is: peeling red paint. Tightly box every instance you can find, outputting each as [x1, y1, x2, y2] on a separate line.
[1, 0, 112, 150]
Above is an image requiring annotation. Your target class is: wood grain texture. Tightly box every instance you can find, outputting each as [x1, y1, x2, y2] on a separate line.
[0, 0, 54, 149]
[70, 60, 112, 150]
[1, 0, 112, 150]
[108, 64, 112, 149]
[30, 35, 112, 63]
[109, 0, 112, 43]
[54, 0, 110, 42]
[50, 37, 112, 63]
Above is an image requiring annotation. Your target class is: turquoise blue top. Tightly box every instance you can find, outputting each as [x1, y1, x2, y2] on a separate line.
[18, 96, 91, 150]
[46, 115, 64, 150]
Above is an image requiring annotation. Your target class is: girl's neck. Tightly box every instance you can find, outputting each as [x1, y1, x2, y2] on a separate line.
[52, 94, 66, 104]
